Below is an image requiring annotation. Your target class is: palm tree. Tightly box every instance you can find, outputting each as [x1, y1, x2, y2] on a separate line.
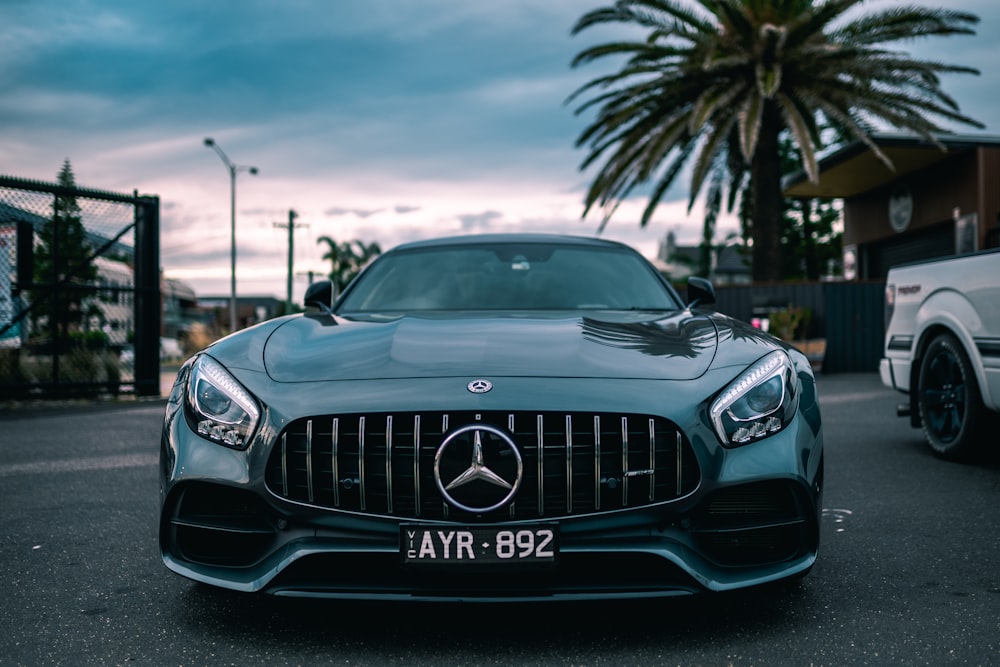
[569, 0, 983, 281]
[317, 236, 382, 294]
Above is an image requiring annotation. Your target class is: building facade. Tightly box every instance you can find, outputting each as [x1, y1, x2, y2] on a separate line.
[784, 133, 1000, 280]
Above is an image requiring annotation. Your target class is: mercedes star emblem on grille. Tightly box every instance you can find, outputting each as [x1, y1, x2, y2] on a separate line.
[434, 424, 522, 513]
[467, 379, 493, 393]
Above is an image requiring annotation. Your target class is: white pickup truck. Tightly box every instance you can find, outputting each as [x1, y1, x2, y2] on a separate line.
[880, 248, 1000, 459]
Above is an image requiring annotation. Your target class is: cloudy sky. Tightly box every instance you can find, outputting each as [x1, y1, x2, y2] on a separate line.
[3, 0, 999, 304]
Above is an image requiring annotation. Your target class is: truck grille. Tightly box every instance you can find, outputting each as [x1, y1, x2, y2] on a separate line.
[265, 411, 700, 521]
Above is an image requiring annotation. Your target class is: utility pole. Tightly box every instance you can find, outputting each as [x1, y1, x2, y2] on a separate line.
[273, 210, 307, 311]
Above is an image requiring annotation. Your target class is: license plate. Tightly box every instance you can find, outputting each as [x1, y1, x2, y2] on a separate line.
[401, 524, 557, 565]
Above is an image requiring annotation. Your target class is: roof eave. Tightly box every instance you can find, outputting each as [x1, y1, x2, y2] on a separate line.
[782, 133, 1000, 199]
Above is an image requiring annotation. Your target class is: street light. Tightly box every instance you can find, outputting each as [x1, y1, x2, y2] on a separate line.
[204, 137, 258, 333]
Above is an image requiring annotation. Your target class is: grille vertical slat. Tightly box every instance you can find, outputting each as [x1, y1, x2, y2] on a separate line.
[280, 432, 288, 495]
[358, 416, 366, 512]
[509, 413, 517, 520]
[621, 417, 629, 506]
[676, 431, 683, 496]
[565, 415, 573, 514]
[536, 414, 544, 516]
[594, 415, 601, 511]
[385, 416, 393, 514]
[266, 410, 699, 521]
[306, 419, 314, 503]
[648, 418, 655, 503]
[331, 417, 340, 508]
[413, 415, 421, 518]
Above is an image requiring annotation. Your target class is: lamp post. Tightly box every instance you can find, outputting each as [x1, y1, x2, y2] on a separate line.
[204, 137, 258, 333]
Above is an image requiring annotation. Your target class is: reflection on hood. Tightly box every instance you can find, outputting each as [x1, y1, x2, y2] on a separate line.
[253, 311, 724, 383]
[580, 315, 717, 359]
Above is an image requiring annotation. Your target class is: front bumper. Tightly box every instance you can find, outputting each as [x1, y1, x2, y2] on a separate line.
[161, 505, 818, 601]
[880, 356, 912, 393]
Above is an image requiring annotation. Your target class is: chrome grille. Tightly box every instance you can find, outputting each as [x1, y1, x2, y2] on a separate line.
[265, 411, 700, 521]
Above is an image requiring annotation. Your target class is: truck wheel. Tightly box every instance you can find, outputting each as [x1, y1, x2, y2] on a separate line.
[917, 333, 984, 460]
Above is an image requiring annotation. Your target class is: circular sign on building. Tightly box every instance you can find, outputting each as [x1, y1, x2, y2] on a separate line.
[888, 185, 913, 233]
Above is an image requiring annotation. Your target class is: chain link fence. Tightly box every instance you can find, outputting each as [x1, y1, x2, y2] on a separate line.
[0, 175, 160, 399]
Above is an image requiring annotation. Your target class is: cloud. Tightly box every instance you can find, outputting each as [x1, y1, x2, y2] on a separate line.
[323, 207, 385, 219]
[3, 0, 998, 307]
[457, 210, 504, 231]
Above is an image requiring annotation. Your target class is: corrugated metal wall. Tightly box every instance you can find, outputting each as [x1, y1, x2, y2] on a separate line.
[712, 282, 826, 339]
[821, 282, 885, 373]
[712, 281, 885, 373]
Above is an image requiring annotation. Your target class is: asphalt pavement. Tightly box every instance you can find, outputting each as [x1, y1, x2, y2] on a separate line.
[1, 372, 998, 666]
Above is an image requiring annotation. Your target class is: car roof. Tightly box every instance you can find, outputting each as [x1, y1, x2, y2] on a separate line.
[390, 233, 635, 253]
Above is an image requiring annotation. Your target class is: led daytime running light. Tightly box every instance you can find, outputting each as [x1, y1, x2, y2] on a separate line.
[714, 351, 783, 411]
[187, 355, 261, 449]
[196, 356, 259, 423]
[710, 351, 792, 447]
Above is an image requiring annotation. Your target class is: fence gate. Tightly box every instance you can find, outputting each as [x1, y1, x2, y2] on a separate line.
[0, 175, 160, 399]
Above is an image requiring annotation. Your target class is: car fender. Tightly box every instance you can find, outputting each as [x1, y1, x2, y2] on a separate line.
[911, 288, 996, 410]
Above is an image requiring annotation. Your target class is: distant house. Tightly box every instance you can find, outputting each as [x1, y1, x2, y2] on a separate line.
[162, 276, 198, 339]
[90, 256, 134, 345]
[655, 231, 751, 285]
[199, 295, 284, 331]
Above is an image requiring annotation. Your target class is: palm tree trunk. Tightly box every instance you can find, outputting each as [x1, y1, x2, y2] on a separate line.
[750, 103, 785, 282]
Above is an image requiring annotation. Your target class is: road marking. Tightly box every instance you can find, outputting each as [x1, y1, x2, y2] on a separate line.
[0, 452, 157, 478]
[822, 508, 853, 533]
[819, 390, 894, 406]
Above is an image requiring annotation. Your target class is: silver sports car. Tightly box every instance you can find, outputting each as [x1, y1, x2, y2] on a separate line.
[159, 233, 823, 600]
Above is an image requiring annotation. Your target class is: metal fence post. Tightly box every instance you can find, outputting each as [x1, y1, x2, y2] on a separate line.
[134, 196, 161, 397]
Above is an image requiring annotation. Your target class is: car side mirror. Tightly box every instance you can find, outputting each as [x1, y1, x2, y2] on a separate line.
[303, 280, 334, 314]
[686, 276, 716, 308]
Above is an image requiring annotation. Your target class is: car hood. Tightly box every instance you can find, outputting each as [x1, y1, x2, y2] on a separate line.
[258, 311, 722, 382]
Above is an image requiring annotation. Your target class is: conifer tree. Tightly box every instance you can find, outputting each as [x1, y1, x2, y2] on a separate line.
[33, 160, 98, 341]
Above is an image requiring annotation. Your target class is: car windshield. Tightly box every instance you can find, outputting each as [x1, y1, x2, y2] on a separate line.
[337, 242, 681, 312]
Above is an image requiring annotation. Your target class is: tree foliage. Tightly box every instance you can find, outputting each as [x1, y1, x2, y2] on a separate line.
[729, 130, 843, 281]
[317, 237, 382, 294]
[778, 133, 842, 280]
[32, 160, 98, 339]
[569, 0, 983, 281]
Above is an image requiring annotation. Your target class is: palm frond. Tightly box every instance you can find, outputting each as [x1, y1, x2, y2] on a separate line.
[777, 93, 819, 183]
[835, 7, 979, 46]
[689, 114, 738, 207]
[640, 139, 699, 227]
[569, 0, 982, 279]
[738, 87, 764, 160]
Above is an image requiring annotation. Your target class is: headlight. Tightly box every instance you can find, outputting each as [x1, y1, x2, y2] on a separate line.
[185, 354, 260, 449]
[710, 350, 798, 447]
